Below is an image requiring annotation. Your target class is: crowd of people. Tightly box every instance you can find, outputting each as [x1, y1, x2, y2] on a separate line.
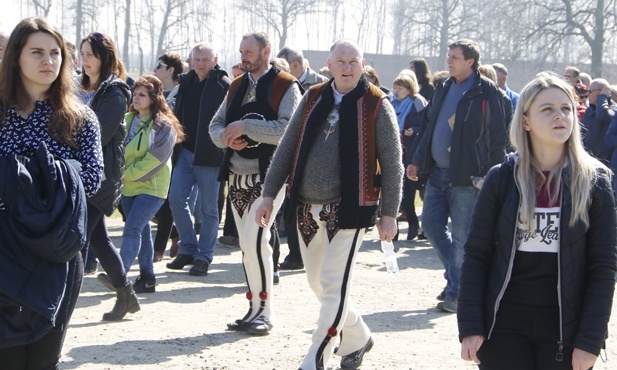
[0, 15, 615, 370]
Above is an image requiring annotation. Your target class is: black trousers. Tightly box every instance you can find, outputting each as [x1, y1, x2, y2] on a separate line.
[281, 198, 303, 264]
[82, 203, 128, 289]
[153, 198, 178, 254]
[477, 309, 578, 370]
[0, 254, 83, 370]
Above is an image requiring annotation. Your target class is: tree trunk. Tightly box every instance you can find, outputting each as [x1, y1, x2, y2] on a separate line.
[123, 0, 131, 71]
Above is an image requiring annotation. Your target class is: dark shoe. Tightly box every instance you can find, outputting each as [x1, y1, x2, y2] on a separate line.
[436, 298, 457, 313]
[218, 235, 240, 247]
[84, 260, 98, 275]
[169, 237, 180, 258]
[407, 226, 419, 240]
[166, 254, 194, 270]
[153, 250, 164, 263]
[97, 273, 116, 292]
[279, 260, 304, 270]
[417, 231, 427, 240]
[102, 284, 141, 321]
[340, 337, 374, 369]
[133, 275, 156, 293]
[227, 319, 251, 331]
[273, 272, 280, 285]
[436, 287, 448, 301]
[189, 259, 209, 276]
[247, 316, 273, 335]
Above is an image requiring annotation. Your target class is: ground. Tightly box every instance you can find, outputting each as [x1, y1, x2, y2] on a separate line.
[59, 217, 617, 370]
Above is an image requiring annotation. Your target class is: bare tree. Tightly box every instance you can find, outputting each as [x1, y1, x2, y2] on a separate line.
[524, 0, 617, 77]
[241, 0, 323, 51]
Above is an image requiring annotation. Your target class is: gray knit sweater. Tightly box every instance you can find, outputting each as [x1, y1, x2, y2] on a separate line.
[263, 94, 404, 218]
[209, 81, 302, 175]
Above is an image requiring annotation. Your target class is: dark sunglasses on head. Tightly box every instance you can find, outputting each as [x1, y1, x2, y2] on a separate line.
[88, 32, 107, 42]
[155, 62, 168, 70]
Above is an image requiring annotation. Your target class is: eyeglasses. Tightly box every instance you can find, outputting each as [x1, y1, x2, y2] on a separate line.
[155, 62, 168, 70]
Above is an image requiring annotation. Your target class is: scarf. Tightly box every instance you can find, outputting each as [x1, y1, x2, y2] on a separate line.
[389, 95, 414, 134]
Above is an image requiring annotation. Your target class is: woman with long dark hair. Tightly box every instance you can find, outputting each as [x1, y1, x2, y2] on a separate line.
[409, 57, 435, 101]
[78, 32, 140, 320]
[458, 73, 617, 370]
[119, 75, 183, 292]
[0, 17, 103, 367]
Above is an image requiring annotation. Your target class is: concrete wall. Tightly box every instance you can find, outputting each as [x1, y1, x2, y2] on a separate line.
[303, 50, 617, 93]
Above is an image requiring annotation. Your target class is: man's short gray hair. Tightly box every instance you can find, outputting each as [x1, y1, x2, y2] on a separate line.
[329, 39, 363, 60]
[277, 46, 304, 65]
[192, 42, 217, 57]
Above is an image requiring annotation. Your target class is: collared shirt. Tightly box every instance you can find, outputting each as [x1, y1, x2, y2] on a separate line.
[299, 68, 309, 84]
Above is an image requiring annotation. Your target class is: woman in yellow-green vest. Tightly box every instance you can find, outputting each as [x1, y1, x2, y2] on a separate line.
[119, 75, 184, 293]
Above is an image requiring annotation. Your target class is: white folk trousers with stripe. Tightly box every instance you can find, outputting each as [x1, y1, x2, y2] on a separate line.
[229, 173, 285, 323]
[296, 202, 371, 370]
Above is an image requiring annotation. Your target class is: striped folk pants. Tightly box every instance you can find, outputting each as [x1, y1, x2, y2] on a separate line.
[296, 201, 371, 370]
[228, 173, 285, 324]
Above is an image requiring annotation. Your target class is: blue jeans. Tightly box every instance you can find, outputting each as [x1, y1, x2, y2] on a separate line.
[168, 148, 220, 263]
[422, 167, 478, 300]
[119, 194, 164, 277]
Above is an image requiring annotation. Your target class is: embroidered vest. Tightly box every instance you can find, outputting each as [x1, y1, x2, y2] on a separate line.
[286, 79, 384, 229]
[218, 67, 297, 180]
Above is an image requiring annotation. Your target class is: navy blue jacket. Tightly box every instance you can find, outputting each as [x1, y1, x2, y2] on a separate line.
[0, 143, 87, 348]
[412, 71, 507, 186]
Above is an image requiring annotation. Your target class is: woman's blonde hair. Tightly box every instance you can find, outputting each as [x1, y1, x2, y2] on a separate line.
[510, 72, 605, 230]
[393, 72, 419, 98]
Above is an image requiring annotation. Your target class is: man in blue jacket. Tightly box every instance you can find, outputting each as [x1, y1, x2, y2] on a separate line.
[408, 39, 507, 313]
[582, 78, 616, 166]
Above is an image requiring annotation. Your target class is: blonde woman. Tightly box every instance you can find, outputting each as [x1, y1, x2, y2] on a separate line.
[458, 73, 616, 370]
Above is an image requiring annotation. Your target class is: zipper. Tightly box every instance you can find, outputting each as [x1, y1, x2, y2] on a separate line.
[488, 161, 520, 339]
[137, 132, 143, 151]
[555, 188, 564, 362]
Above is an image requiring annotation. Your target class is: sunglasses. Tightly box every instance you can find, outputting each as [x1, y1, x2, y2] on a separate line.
[155, 62, 168, 70]
[88, 32, 108, 43]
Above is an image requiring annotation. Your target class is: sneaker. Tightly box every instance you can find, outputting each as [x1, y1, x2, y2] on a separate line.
[133, 275, 156, 293]
[273, 272, 280, 285]
[189, 259, 209, 276]
[417, 231, 427, 240]
[436, 298, 457, 313]
[340, 337, 374, 369]
[218, 235, 240, 247]
[436, 286, 448, 301]
[166, 254, 194, 270]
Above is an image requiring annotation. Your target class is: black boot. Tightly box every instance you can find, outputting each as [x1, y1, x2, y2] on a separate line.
[102, 284, 141, 321]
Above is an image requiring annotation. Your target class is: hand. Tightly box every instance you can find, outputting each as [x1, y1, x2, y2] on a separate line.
[461, 335, 484, 364]
[223, 120, 244, 146]
[407, 164, 419, 181]
[572, 348, 597, 370]
[377, 215, 397, 242]
[601, 86, 611, 97]
[404, 128, 414, 137]
[229, 138, 248, 151]
[254, 197, 274, 228]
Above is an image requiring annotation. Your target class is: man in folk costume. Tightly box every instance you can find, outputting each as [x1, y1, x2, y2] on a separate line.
[209, 31, 302, 335]
[255, 39, 403, 370]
